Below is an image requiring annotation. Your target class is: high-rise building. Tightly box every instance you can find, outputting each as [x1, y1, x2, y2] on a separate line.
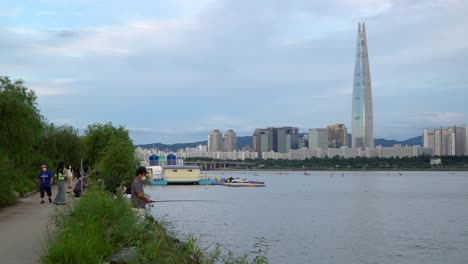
[466, 128, 468, 155]
[423, 129, 435, 153]
[328, 124, 348, 148]
[277, 127, 299, 153]
[352, 22, 374, 149]
[423, 126, 467, 156]
[299, 136, 309, 149]
[253, 129, 270, 158]
[267, 127, 278, 152]
[454, 126, 467, 156]
[208, 129, 223, 152]
[223, 129, 237, 152]
[308, 128, 328, 149]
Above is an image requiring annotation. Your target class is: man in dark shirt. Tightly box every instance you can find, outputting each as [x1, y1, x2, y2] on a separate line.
[38, 164, 52, 204]
[131, 166, 155, 209]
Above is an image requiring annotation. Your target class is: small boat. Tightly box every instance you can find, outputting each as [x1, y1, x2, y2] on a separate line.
[221, 182, 266, 187]
[304, 170, 311, 176]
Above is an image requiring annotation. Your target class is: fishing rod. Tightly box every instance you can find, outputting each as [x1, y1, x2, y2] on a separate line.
[155, 199, 223, 203]
[146, 199, 225, 207]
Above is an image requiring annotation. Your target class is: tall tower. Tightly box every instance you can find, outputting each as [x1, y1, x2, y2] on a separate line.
[352, 22, 374, 149]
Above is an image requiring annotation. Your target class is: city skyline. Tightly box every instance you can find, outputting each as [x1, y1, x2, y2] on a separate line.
[1, 1, 467, 144]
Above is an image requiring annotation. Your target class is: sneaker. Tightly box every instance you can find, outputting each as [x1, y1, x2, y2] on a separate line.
[48, 197, 52, 203]
[40, 200, 45, 204]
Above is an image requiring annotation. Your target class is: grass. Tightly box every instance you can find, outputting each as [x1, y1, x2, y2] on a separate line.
[41, 187, 268, 264]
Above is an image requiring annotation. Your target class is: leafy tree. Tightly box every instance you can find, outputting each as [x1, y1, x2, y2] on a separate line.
[83, 122, 132, 167]
[0, 76, 44, 167]
[83, 123, 135, 193]
[39, 123, 83, 168]
[99, 136, 135, 193]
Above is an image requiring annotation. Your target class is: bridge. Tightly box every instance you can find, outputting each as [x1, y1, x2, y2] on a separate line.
[184, 160, 256, 170]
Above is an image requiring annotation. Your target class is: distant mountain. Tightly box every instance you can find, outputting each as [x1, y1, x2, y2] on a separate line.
[374, 136, 422, 147]
[135, 136, 252, 152]
[136, 141, 207, 152]
[136, 135, 423, 151]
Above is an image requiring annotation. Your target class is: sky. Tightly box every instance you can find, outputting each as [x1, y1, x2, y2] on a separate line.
[1, 0, 467, 144]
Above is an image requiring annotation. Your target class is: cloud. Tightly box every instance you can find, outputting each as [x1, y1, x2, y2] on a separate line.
[419, 112, 466, 128]
[0, 8, 16, 17]
[30, 79, 81, 96]
[1, 0, 467, 144]
[36, 10, 59, 16]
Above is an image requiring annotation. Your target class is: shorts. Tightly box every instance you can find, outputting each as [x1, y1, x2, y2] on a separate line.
[40, 186, 52, 198]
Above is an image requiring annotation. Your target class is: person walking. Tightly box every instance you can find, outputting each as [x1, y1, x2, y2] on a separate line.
[131, 167, 155, 219]
[67, 165, 73, 189]
[38, 164, 53, 204]
[53, 162, 66, 205]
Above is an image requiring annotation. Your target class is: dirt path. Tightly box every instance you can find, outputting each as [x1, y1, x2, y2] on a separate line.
[0, 186, 72, 264]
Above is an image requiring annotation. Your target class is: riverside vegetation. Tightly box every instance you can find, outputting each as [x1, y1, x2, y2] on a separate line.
[0, 76, 268, 263]
[41, 187, 268, 264]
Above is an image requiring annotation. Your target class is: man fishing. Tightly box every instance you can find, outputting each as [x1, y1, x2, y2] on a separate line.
[38, 164, 52, 204]
[131, 167, 155, 213]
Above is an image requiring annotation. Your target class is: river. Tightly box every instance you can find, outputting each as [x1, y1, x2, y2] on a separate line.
[147, 171, 468, 264]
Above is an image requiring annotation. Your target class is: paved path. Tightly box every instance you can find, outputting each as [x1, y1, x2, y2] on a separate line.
[0, 186, 71, 264]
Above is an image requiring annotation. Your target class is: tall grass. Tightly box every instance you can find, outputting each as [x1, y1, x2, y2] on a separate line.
[41, 188, 268, 264]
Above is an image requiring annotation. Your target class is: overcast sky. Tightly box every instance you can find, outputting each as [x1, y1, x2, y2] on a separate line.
[1, 0, 467, 144]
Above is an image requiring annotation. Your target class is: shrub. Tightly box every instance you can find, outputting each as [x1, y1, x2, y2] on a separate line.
[0, 153, 16, 207]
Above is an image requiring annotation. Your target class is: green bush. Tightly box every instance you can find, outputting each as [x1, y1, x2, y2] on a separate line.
[0, 153, 16, 207]
[41, 188, 145, 264]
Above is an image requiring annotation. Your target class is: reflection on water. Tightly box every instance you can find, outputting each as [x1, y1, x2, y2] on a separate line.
[147, 171, 468, 264]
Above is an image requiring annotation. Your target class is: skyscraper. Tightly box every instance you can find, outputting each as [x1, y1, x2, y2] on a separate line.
[276, 127, 299, 153]
[253, 129, 270, 158]
[328, 124, 348, 148]
[308, 128, 328, 149]
[223, 129, 237, 152]
[208, 129, 223, 152]
[352, 22, 374, 149]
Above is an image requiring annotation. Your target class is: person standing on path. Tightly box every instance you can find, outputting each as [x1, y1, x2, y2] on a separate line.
[38, 164, 53, 204]
[67, 164, 73, 189]
[53, 162, 66, 205]
[131, 167, 155, 218]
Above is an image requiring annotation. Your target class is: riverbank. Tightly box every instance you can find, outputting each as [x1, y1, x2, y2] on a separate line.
[41, 187, 267, 264]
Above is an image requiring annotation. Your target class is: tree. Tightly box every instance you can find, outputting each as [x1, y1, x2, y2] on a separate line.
[39, 123, 83, 168]
[83, 123, 136, 193]
[83, 123, 132, 167]
[0, 76, 44, 167]
[99, 137, 135, 193]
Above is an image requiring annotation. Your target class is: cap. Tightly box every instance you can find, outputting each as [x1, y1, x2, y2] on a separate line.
[41, 164, 47, 168]
[136, 166, 148, 176]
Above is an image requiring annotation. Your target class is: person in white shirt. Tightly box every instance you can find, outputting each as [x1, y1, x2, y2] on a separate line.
[67, 165, 74, 189]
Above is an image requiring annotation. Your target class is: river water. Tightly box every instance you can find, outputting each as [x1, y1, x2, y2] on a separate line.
[147, 171, 468, 264]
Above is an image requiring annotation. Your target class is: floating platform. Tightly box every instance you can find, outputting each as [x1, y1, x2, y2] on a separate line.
[221, 182, 266, 187]
[147, 179, 265, 187]
[147, 179, 217, 185]
[198, 179, 218, 185]
[147, 180, 168, 185]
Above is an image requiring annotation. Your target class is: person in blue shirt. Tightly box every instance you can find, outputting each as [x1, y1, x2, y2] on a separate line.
[38, 164, 53, 204]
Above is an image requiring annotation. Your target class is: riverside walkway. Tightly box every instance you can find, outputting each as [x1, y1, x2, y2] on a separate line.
[0, 186, 60, 264]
